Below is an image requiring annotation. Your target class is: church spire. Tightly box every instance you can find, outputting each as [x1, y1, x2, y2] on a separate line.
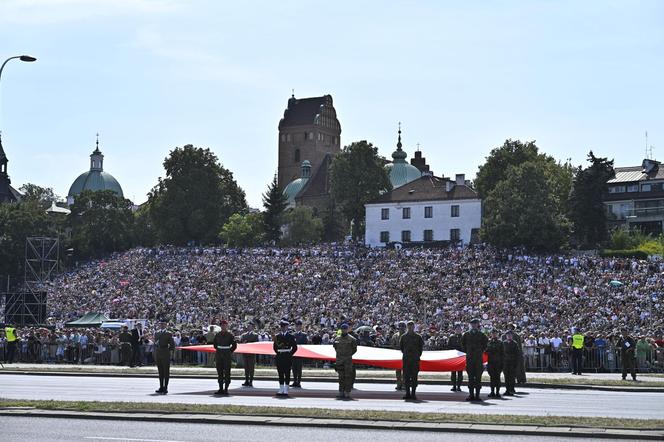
[392, 122, 407, 162]
[90, 133, 104, 171]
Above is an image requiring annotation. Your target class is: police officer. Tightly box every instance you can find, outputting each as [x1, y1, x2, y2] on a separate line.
[617, 327, 637, 381]
[502, 330, 519, 396]
[291, 319, 308, 388]
[448, 323, 464, 391]
[400, 320, 424, 401]
[119, 325, 133, 366]
[461, 318, 488, 401]
[570, 328, 584, 375]
[333, 323, 357, 399]
[154, 320, 175, 394]
[274, 319, 298, 396]
[213, 319, 237, 395]
[4, 324, 18, 364]
[486, 328, 504, 398]
[390, 322, 406, 391]
[240, 323, 259, 387]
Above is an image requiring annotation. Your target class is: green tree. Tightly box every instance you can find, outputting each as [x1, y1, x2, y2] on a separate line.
[133, 205, 158, 247]
[482, 161, 569, 251]
[330, 141, 392, 240]
[474, 139, 540, 198]
[19, 183, 59, 209]
[219, 212, 265, 247]
[262, 174, 288, 243]
[147, 145, 247, 245]
[281, 207, 323, 246]
[568, 151, 615, 248]
[321, 202, 346, 242]
[69, 190, 134, 258]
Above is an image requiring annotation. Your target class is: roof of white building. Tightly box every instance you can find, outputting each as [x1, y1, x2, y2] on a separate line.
[368, 175, 479, 204]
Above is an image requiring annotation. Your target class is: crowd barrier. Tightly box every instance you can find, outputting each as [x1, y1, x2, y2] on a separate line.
[1, 341, 663, 373]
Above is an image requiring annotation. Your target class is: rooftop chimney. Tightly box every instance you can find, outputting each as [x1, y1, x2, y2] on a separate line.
[455, 174, 465, 185]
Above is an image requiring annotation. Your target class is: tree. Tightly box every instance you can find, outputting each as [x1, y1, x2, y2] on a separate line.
[262, 174, 288, 243]
[18, 183, 59, 209]
[568, 151, 615, 248]
[219, 212, 265, 247]
[474, 139, 540, 198]
[330, 141, 392, 240]
[482, 161, 569, 251]
[281, 207, 323, 246]
[133, 205, 158, 247]
[69, 190, 134, 258]
[147, 145, 247, 245]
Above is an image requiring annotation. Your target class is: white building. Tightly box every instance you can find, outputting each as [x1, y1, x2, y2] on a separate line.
[365, 174, 482, 247]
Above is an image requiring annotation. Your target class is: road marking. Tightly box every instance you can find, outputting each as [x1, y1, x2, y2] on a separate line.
[85, 438, 185, 442]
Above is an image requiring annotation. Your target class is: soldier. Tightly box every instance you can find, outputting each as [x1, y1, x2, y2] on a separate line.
[400, 320, 424, 401]
[291, 319, 308, 388]
[240, 322, 259, 387]
[274, 319, 298, 396]
[154, 320, 175, 395]
[504, 323, 525, 386]
[390, 322, 406, 390]
[503, 330, 519, 396]
[213, 319, 237, 395]
[119, 325, 133, 366]
[333, 323, 357, 399]
[461, 318, 488, 401]
[486, 328, 504, 398]
[448, 323, 464, 391]
[617, 327, 637, 381]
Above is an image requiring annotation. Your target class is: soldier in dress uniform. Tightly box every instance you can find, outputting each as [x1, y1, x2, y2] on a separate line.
[390, 322, 406, 391]
[504, 323, 525, 387]
[399, 320, 424, 401]
[333, 323, 357, 399]
[291, 319, 309, 388]
[502, 330, 519, 396]
[448, 323, 464, 391]
[273, 319, 298, 396]
[461, 318, 488, 402]
[119, 325, 133, 366]
[617, 327, 637, 381]
[213, 319, 237, 395]
[154, 320, 175, 395]
[240, 322, 259, 387]
[486, 328, 504, 398]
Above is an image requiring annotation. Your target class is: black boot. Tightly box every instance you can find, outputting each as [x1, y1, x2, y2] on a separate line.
[411, 386, 418, 401]
[403, 386, 412, 400]
[474, 388, 482, 401]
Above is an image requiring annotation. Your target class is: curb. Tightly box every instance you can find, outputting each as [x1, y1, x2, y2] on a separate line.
[1, 370, 662, 393]
[1, 409, 662, 440]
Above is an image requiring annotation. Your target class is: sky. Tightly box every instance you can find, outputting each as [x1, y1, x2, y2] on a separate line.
[0, 0, 662, 207]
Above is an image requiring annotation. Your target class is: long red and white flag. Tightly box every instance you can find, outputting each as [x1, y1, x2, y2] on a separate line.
[182, 342, 482, 372]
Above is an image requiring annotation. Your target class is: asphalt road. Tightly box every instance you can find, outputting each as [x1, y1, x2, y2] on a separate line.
[0, 416, 619, 442]
[1, 374, 663, 419]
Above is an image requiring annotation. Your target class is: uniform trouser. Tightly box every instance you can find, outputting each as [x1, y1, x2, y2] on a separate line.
[622, 356, 636, 379]
[155, 351, 170, 389]
[488, 363, 503, 391]
[571, 348, 583, 374]
[276, 355, 292, 385]
[516, 352, 527, 383]
[132, 344, 141, 366]
[395, 369, 403, 388]
[291, 358, 303, 384]
[504, 360, 516, 392]
[465, 354, 484, 390]
[120, 345, 132, 366]
[336, 359, 354, 393]
[6, 341, 16, 363]
[451, 370, 463, 387]
[243, 354, 256, 382]
[403, 356, 420, 388]
[216, 354, 232, 388]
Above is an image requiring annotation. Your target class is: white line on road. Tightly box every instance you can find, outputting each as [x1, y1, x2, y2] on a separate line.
[85, 437, 185, 442]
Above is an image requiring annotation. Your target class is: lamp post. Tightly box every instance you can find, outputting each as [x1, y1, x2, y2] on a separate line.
[0, 55, 37, 84]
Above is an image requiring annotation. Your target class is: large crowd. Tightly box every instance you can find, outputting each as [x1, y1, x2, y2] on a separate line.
[2, 245, 663, 370]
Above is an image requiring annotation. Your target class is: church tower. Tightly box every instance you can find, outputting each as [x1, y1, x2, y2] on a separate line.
[277, 94, 341, 189]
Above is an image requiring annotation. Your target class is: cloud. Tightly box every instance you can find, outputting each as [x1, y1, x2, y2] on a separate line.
[0, 0, 183, 25]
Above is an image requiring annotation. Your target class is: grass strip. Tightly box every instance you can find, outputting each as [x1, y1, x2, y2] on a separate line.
[1, 398, 663, 430]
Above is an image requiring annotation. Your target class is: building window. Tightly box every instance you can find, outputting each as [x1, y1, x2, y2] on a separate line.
[286, 134, 292, 142]
[402, 207, 411, 219]
[380, 231, 390, 243]
[423, 229, 433, 241]
[381, 208, 390, 220]
[294, 149, 300, 163]
[424, 206, 433, 218]
[450, 228, 460, 242]
[627, 184, 639, 192]
[280, 134, 286, 142]
[451, 205, 460, 217]
[309, 132, 314, 140]
[401, 230, 411, 242]
[641, 184, 651, 192]
[470, 228, 480, 244]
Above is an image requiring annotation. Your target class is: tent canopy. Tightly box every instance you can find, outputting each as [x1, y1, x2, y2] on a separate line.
[65, 312, 109, 327]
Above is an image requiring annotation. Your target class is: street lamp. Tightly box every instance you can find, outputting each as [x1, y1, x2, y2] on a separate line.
[0, 54, 37, 83]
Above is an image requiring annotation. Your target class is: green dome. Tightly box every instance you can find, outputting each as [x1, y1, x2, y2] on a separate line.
[385, 127, 422, 189]
[283, 160, 311, 207]
[68, 170, 124, 198]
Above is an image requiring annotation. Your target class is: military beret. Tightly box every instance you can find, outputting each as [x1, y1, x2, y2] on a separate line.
[340, 323, 349, 329]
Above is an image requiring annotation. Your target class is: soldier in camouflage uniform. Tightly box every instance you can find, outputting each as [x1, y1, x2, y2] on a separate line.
[448, 323, 464, 391]
[461, 318, 488, 402]
[390, 322, 406, 390]
[333, 323, 358, 399]
[400, 320, 424, 401]
[486, 328, 504, 398]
